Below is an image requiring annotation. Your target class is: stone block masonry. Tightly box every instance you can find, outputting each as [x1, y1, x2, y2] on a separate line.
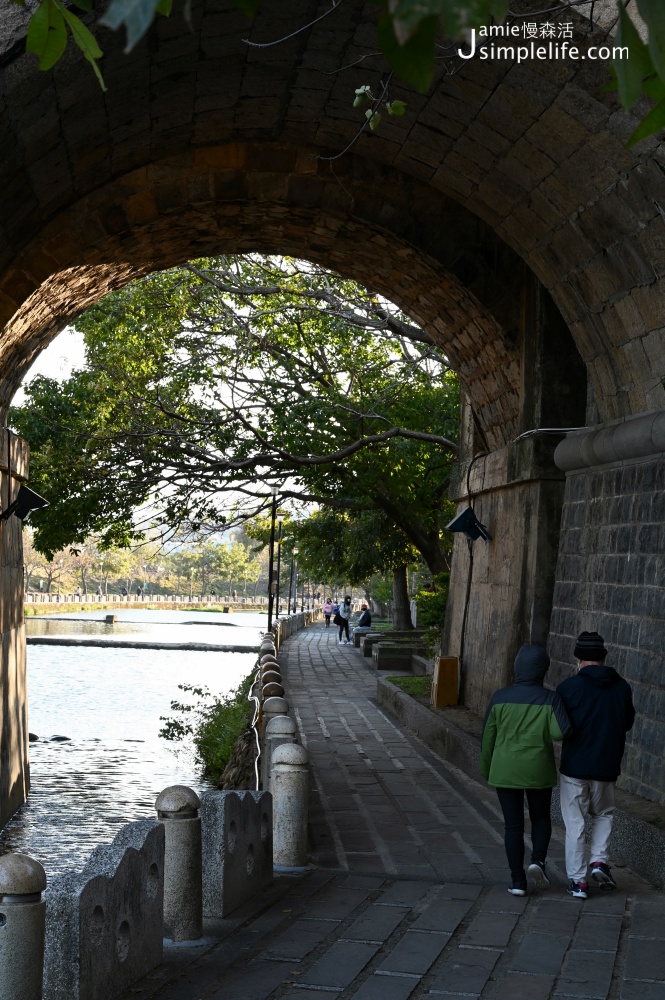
[548, 446, 665, 804]
[43, 819, 164, 1000]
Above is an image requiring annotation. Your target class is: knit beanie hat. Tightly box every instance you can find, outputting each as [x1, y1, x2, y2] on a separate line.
[574, 631, 607, 661]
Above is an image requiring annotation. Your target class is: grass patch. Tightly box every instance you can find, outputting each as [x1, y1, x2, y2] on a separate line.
[387, 675, 432, 698]
[160, 672, 256, 783]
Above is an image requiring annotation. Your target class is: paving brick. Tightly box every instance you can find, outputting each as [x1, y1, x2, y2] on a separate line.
[462, 910, 520, 948]
[429, 946, 501, 995]
[511, 933, 572, 976]
[265, 917, 340, 960]
[377, 882, 431, 906]
[621, 984, 665, 1000]
[377, 930, 451, 975]
[348, 974, 419, 1000]
[625, 938, 665, 983]
[206, 959, 292, 999]
[573, 914, 623, 952]
[299, 940, 382, 989]
[305, 887, 372, 920]
[502, 972, 557, 999]
[411, 899, 474, 933]
[555, 949, 614, 998]
[344, 904, 410, 942]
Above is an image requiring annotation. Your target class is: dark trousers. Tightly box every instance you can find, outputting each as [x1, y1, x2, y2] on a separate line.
[338, 618, 350, 640]
[495, 787, 553, 881]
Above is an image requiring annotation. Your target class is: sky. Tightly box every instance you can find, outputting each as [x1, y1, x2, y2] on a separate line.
[12, 327, 86, 406]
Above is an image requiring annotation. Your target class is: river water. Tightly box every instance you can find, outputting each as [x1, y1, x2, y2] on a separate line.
[0, 610, 264, 878]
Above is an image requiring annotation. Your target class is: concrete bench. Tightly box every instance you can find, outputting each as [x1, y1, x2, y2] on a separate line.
[372, 642, 428, 670]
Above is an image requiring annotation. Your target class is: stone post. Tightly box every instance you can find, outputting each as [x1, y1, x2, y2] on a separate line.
[261, 696, 289, 740]
[262, 715, 297, 790]
[0, 853, 46, 1000]
[155, 785, 202, 942]
[271, 743, 309, 867]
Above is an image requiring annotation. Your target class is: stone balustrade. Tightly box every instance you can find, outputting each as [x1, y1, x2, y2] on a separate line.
[0, 609, 316, 999]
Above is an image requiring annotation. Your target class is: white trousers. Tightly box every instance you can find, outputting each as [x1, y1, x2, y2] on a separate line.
[559, 774, 615, 882]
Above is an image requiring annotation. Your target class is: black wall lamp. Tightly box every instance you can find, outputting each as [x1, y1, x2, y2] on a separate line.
[1, 485, 50, 522]
[445, 506, 491, 542]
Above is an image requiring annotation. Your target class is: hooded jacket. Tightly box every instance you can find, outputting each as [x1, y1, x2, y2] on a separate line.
[481, 645, 571, 789]
[557, 665, 635, 781]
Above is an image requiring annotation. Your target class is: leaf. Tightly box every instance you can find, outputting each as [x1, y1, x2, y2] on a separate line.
[155, 0, 172, 13]
[386, 99, 407, 116]
[642, 73, 665, 101]
[369, 111, 382, 132]
[353, 86, 373, 108]
[377, 10, 436, 92]
[232, 0, 261, 15]
[99, 0, 164, 52]
[637, 0, 665, 81]
[626, 93, 665, 146]
[387, 0, 508, 43]
[60, 4, 106, 90]
[26, 0, 67, 71]
[614, 4, 653, 109]
[70, 0, 93, 11]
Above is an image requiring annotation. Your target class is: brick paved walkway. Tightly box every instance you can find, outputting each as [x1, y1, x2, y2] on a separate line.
[124, 626, 665, 1000]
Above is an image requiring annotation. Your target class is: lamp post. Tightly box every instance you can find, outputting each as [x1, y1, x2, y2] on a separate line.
[267, 486, 278, 631]
[58, 558, 64, 597]
[300, 577, 305, 613]
[289, 546, 298, 615]
[275, 512, 285, 617]
[189, 566, 194, 600]
[99, 558, 103, 598]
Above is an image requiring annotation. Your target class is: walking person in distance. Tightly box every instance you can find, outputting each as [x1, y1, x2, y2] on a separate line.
[338, 595, 352, 644]
[323, 597, 334, 628]
[557, 631, 635, 899]
[481, 644, 571, 896]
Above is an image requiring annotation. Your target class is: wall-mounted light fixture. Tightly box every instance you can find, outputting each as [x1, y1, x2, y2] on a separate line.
[445, 506, 491, 542]
[0, 485, 49, 522]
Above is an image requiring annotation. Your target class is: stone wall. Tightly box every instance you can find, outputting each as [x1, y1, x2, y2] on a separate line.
[549, 413, 665, 803]
[0, 429, 30, 828]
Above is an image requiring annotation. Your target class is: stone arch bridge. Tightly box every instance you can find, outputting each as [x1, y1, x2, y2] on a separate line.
[0, 0, 663, 824]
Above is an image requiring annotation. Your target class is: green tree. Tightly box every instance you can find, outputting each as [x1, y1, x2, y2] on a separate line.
[11, 256, 460, 578]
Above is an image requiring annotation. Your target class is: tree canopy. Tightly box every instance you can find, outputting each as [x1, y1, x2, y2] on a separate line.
[10, 256, 460, 575]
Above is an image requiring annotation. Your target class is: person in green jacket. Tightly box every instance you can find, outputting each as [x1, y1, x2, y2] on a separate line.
[481, 644, 571, 896]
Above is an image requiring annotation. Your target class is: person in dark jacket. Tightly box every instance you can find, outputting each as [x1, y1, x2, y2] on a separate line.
[556, 630, 635, 899]
[481, 644, 571, 896]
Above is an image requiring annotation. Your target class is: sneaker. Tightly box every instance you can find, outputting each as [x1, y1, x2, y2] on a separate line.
[590, 862, 617, 890]
[508, 880, 527, 896]
[567, 880, 588, 899]
[527, 861, 550, 887]
[338, 640, 345, 645]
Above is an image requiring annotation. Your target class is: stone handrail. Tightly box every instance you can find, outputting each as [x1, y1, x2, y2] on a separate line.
[0, 609, 318, 999]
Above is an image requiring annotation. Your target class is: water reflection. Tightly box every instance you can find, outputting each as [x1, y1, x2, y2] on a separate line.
[0, 611, 262, 877]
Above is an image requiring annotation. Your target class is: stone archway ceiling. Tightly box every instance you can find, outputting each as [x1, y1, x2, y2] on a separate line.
[0, 0, 664, 438]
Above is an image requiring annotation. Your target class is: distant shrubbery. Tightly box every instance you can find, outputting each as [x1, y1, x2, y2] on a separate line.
[413, 574, 449, 628]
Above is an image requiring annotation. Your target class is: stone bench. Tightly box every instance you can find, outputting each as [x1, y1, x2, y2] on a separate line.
[372, 642, 428, 670]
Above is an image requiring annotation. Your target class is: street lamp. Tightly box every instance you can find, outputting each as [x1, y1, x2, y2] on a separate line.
[275, 512, 285, 617]
[58, 558, 64, 597]
[267, 486, 278, 631]
[289, 546, 298, 615]
[99, 558, 103, 598]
